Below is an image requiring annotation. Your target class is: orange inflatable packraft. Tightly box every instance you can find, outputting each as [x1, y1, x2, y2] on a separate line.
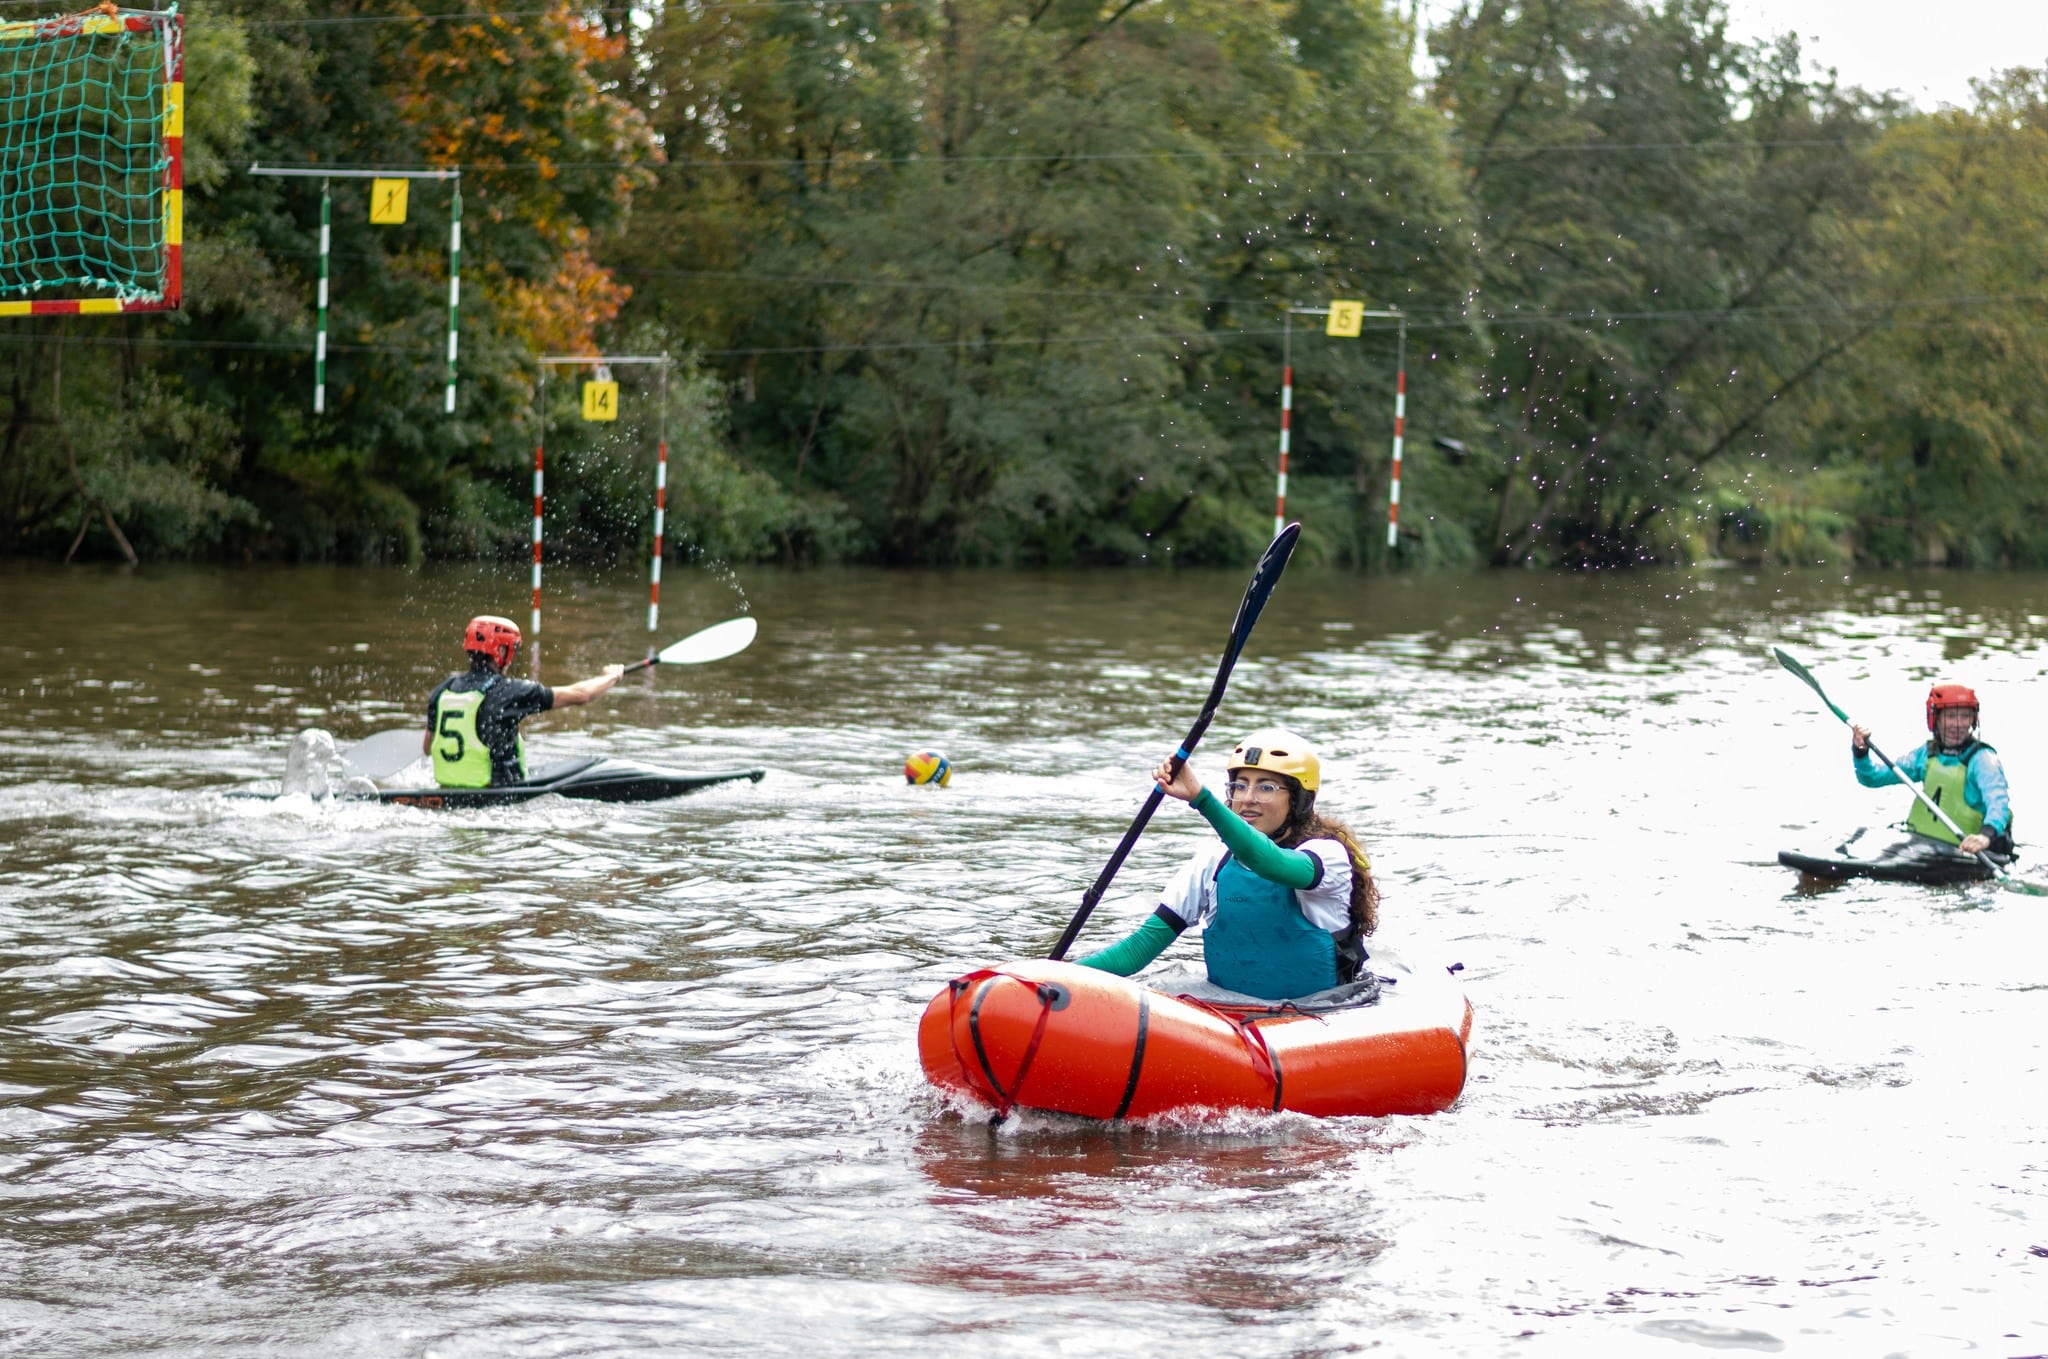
[918, 949, 1472, 1120]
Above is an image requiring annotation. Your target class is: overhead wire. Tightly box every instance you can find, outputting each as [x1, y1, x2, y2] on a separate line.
[195, 243, 2048, 321]
[7, 292, 2047, 364]
[182, 130, 1908, 175]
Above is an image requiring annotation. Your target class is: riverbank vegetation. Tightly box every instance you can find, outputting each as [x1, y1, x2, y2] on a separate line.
[5, 0, 2047, 570]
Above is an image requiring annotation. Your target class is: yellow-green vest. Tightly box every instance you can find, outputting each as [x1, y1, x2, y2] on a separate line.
[431, 683, 525, 788]
[1906, 741, 1990, 844]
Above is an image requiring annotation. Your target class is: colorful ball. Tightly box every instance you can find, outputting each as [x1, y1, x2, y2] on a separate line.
[904, 750, 952, 786]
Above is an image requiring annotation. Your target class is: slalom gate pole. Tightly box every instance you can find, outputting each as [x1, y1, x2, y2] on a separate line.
[649, 359, 670, 648]
[1275, 312, 1292, 539]
[444, 179, 461, 413]
[531, 372, 545, 658]
[314, 180, 330, 414]
[1386, 317, 1406, 549]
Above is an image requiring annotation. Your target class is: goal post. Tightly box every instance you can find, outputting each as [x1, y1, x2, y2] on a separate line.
[0, 5, 185, 316]
[532, 354, 675, 658]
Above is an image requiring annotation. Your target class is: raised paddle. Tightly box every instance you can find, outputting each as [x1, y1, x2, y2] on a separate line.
[623, 616, 758, 673]
[1049, 522, 1303, 960]
[1772, 646, 2008, 878]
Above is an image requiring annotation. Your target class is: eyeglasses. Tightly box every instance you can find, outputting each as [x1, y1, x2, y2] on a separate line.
[1225, 777, 1290, 800]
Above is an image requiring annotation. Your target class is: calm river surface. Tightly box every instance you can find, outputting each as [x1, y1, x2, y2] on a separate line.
[3, 559, 2045, 1357]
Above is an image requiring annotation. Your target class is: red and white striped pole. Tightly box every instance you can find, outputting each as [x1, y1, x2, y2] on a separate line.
[1386, 318, 1407, 550]
[1275, 313, 1293, 538]
[647, 362, 670, 648]
[648, 447, 667, 638]
[530, 441, 545, 639]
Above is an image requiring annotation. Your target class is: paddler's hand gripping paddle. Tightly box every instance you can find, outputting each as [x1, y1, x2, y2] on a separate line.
[1049, 523, 1303, 959]
[1772, 646, 2006, 878]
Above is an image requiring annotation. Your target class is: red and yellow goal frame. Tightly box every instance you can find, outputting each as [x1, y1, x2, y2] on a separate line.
[0, 6, 183, 317]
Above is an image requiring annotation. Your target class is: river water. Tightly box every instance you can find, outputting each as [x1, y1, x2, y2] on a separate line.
[2, 559, 2045, 1357]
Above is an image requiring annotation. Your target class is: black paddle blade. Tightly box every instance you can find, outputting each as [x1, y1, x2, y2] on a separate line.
[1220, 523, 1301, 679]
[1175, 521, 1301, 774]
[1047, 522, 1303, 961]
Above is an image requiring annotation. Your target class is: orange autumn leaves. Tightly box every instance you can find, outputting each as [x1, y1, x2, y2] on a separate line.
[393, 0, 654, 355]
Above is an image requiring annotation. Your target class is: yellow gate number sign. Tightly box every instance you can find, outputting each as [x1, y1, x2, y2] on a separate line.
[582, 380, 620, 422]
[369, 178, 409, 225]
[1325, 299, 1365, 338]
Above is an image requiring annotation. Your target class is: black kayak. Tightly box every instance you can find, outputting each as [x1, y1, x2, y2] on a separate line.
[376, 757, 765, 808]
[1777, 826, 2014, 885]
[238, 757, 765, 808]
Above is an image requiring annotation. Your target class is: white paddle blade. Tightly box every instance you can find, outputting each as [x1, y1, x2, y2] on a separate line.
[341, 727, 426, 781]
[658, 616, 758, 666]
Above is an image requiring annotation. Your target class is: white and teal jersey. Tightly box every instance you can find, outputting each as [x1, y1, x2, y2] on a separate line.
[1155, 839, 1353, 936]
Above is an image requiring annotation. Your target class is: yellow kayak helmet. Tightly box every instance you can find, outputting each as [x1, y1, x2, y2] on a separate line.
[1227, 728, 1320, 792]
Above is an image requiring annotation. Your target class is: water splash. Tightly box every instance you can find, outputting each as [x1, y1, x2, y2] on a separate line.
[279, 728, 341, 799]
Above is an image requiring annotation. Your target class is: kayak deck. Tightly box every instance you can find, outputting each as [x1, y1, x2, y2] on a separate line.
[1778, 826, 2014, 885]
[235, 757, 766, 807]
[374, 758, 765, 807]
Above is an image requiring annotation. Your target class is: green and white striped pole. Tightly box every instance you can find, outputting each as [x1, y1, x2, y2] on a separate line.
[444, 178, 461, 414]
[314, 179, 330, 414]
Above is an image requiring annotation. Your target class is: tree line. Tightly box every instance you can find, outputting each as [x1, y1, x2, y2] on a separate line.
[4, 0, 2046, 571]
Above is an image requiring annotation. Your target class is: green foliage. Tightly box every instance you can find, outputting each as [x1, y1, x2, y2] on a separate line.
[181, 17, 256, 195]
[615, 0, 1476, 565]
[1806, 75, 2048, 566]
[1431, 0, 1881, 567]
[523, 344, 853, 567]
[10, 0, 2048, 573]
[2, 0, 647, 564]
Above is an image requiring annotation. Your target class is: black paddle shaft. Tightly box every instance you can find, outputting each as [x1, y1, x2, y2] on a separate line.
[1047, 523, 1302, 960]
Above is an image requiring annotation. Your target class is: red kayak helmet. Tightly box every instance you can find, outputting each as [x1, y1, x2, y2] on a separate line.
[464, 615, 522, 669]
[1925, 683, 1979, 731]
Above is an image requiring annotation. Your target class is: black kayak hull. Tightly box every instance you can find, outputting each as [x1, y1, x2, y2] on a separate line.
[376, 758, 764, 807]
[1778, 827, 2013, 885]
[237, 757, 765, 807]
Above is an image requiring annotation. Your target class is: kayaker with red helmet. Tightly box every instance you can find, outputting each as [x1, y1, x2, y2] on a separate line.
[421, 615, 624, 788]
[1076, 729, 1379, 1001]
[1849, 683, 2012, 856]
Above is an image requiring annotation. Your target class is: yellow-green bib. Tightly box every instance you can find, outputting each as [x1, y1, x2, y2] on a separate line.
[431, 683, 527, 788]
[1906, 742, 1988, 844]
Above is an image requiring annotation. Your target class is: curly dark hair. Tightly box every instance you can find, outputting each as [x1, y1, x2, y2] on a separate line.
[1277, 797, 1378, 939]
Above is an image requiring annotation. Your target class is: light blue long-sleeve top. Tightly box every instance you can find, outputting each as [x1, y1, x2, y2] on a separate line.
[1853, 743, 2011, 835]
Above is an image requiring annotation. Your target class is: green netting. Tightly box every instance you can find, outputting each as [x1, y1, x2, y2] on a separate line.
[0, 7, 176, 302]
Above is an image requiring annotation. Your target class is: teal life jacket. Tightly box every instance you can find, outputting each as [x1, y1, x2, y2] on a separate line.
[1906, 740, 1991, 844]
[1201, 854, 1341, 1000]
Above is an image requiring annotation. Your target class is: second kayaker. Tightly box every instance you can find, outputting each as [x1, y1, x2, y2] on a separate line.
[1850, 682, 2012, 855]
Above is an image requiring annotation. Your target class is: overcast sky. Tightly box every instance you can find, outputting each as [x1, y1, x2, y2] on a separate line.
[1724, 0, 2048, 107]
[1417, 2, 2048, 111]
